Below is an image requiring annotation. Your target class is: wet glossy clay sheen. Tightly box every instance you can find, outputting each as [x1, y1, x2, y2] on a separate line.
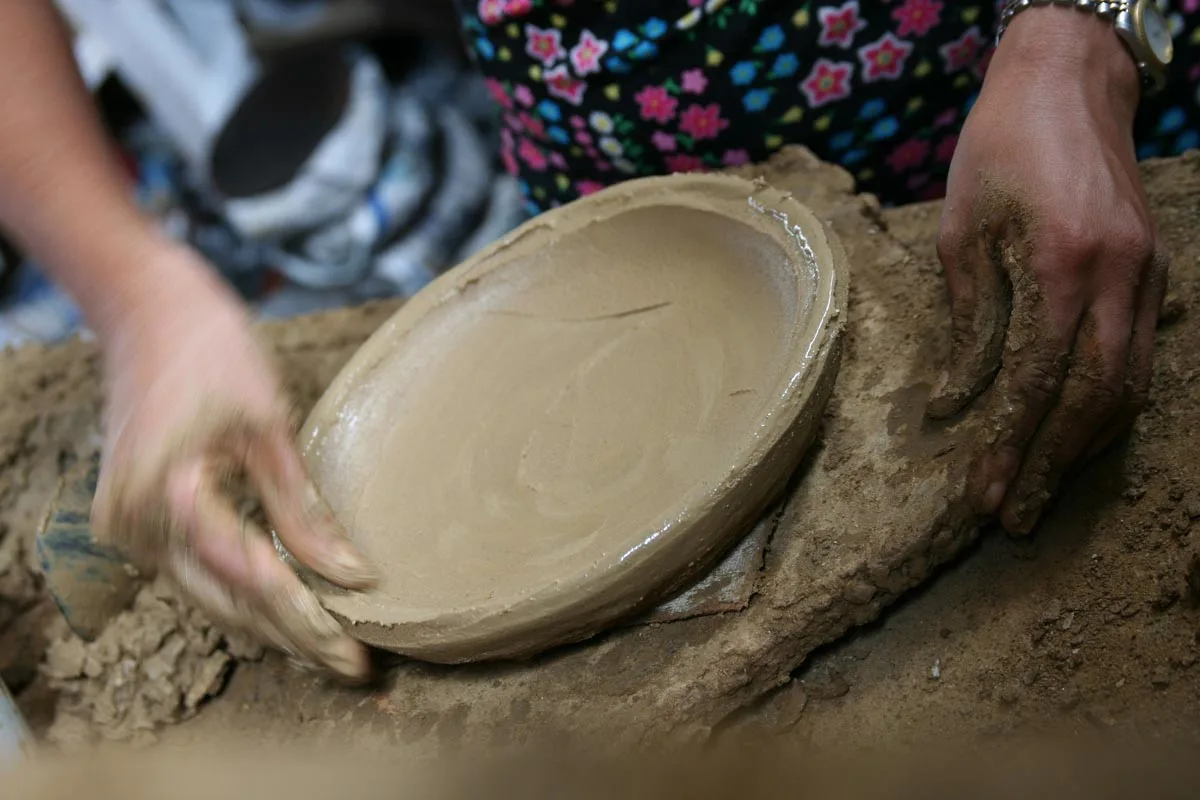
[299, 174, 849, 662]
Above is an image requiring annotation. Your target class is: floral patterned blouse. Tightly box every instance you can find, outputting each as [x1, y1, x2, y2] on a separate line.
[452, 0, 1200, 213]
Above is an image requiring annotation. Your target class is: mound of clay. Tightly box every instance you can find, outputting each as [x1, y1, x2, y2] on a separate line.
[41, 578, 263, 749]
[300, 173, 847, 662]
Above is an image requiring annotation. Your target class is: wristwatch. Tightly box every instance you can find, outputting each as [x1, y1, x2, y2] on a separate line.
[997, 0, 1174, 93]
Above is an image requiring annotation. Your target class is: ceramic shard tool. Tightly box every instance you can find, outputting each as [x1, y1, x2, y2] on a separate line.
[298, 173, 850, 663]
[35, 454, 141, 641]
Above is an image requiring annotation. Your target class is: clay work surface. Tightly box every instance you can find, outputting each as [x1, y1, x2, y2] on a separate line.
[0, 150, 1197, 751]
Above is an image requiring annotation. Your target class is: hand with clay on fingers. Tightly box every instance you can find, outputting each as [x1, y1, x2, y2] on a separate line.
[929, 5, 1168, 534]
[91, 245, 379, 681]
[0, 2, 377, 680]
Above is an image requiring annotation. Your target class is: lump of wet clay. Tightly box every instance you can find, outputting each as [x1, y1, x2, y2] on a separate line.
[41, 577, 264, 750]
[300, 173, 848, 663]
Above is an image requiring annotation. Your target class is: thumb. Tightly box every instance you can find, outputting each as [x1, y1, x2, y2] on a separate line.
[927, 216, 1011, 419]
[247, 427, 379, 591]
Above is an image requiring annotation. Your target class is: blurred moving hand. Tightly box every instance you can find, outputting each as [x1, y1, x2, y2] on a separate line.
[92, 245, 379, 680]
[0, 3, 378, 680]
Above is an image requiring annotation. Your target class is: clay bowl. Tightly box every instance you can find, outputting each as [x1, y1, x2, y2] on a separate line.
[299, 173, 849, 663]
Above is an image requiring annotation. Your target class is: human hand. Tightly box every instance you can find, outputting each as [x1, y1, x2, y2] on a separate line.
[930, 7, 1168, 534]
[91, 245, 378, 680]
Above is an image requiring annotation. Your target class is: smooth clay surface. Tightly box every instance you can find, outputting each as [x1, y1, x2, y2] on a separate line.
[299, 174, 848, 662]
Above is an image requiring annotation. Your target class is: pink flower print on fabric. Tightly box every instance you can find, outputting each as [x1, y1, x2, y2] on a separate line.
[722, 149, 751, 167]
[652, 130, 678, 152]
[518, 137, 548, 171]
[818, 1, 868, 49]
[934, 108, 958, 129]
[800, 60, 854, 108]
[679, 103, 730, 140]
[526, 25, 566, 67]
[478, 0, 506, 25]
[634, 85, 679, 124]
[665, 154, 707, 173]
[887, 138, 930, 173]
[485, 78, 512, 109]
[500, 129, 519, 175]
[505, 0, 533, 16]
[858, 33, 913, 82]
[892, 0, 943, 38]
[518, 111, 547, 140]
[545, 64, 587, 105]
[570, 30, 609, 76]
[576, 180, 605, 196]
[940, 26, 987, 73]
[935, 134, 958, 163]
[681, 68, 708, 95]
[513, 84, 535, 107]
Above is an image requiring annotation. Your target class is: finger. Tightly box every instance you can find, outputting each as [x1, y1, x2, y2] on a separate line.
[247, 429, 379, 590]
[166, 543, 369, 682]
[1087, 249, 1168, 457]
[164, 457, 261, 589]
[1000, 307, 1130, 535]
[167, 462, 371, 681]
[164, 544, 282, 648]
[968, 241, 1081, 515]
[928, 215, 1010, 418]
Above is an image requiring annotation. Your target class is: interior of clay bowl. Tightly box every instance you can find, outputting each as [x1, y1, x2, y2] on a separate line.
[299, 173, 846, 662]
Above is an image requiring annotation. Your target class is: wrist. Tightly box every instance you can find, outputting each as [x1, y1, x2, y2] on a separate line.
[91, 238, 240, 359]
[992, 4, 1140, 122]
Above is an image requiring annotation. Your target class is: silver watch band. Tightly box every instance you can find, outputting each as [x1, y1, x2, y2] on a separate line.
[996, 0, 1130, 45]
[994, 0, 1172, 92]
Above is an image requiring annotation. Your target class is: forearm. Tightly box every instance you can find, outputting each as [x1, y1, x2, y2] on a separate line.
[0, 1, 204, 343]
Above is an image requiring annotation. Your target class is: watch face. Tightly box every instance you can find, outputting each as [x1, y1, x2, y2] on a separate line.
[1140, 3, 1174, 65]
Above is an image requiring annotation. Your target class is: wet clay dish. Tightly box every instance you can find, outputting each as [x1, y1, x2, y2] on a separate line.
[299, 173, 849, 663]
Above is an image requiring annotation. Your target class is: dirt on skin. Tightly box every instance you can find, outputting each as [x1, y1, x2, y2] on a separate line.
[0, 150, 1198, 751]
[765, 153, 1200, 747]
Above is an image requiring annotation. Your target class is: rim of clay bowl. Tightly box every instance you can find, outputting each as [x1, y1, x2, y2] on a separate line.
[295, 172, 850, 663]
